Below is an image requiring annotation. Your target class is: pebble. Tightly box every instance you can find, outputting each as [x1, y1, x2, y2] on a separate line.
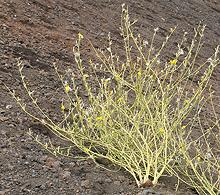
[96, 177, 104, 184]
[81, 179, 90, 188]
[113, 180, 121, 185]
[0, 189, 10, 195]
[40, 184, 46, 190]
[0, 116, 9, 122]
[45, 157, 61, 169]
[104, 178, 112, 183]
[140, 189, 161, 195]
[69, 162, 76, 167]
[118, 175, 126, 182]
[61, 170, 71, 179]
[32, 170, 37, 177]
[6, 105, 12, 109]
[0, 108, 5, 113]
[39, 155, 48, 162]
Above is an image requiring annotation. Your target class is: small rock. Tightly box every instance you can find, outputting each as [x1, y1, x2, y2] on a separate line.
[6, 105, 12, 109]
[104, 178, 112, 183]
[69, 162, 76, 167]
[140, 180, 154, 188]
[118, 175, 126, 182]
[39, 155, 48, 162]
[76, 161, 81, 166]
[100, 32, 105, 36]
[113, 180, 121, 185]
[47, 182, 53, 187]
[0, 189, 10, 195]
[96, 177, 104, 184]
[32, 170, 37, 177]
[140, 189, 161, 195]
[61, 170, 71, 179]
[40, 184, 46, 190]
[45, 157, 61, 169]
[7, 164, 14, 170]
[81, 180, 90, 188]
[0, 108, 5, 114]
[0, 116, 9, 122]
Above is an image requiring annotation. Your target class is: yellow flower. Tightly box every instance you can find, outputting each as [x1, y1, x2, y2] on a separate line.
[115, 75, 120, 81]
[65, 84, 71, 93]
[196, 156, 202, 162]
[83, 74, 89, 78]
[159, 128, 165, 135]
[84, 148, 89, 153]
[61, 103, 65, 112]
[170, 59, 178, 65]
[184, 99, 189, 105]
[182, 125, 186, 129]
[96, 116, 103, 121]
[117, 97, 123, 102]
[78, 32, 84, 39]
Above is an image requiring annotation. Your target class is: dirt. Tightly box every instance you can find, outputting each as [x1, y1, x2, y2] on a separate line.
[0, 0, 220, 194]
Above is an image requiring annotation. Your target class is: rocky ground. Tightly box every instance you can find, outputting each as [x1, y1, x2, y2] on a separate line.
[1, 0, 220, 194]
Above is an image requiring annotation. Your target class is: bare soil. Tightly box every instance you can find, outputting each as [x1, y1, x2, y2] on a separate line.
[1, 0, 220, 194]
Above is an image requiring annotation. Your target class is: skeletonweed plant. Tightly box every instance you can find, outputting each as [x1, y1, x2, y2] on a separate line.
[8, 4, 219, 188]
[172, 95, 220, 194]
